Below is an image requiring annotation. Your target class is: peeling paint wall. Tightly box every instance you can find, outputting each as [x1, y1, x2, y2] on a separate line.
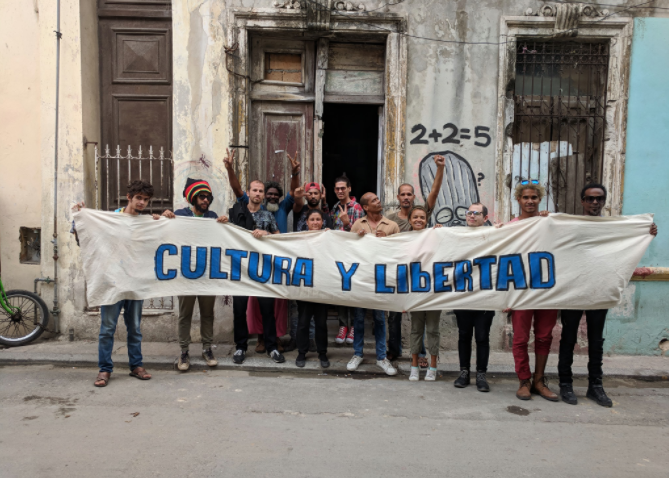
[0, 1, 43, 290]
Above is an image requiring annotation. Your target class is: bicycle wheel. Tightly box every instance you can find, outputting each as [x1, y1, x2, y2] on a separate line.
[0, 290, 50, 346]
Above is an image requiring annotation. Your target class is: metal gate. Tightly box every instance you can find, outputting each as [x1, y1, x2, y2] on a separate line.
[94, 145, 173, 214]
[512, 41, 609, 215]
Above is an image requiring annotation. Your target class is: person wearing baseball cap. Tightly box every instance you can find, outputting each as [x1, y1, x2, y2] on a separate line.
[293, 182, 334, 232]
[159, 177, 228, 372]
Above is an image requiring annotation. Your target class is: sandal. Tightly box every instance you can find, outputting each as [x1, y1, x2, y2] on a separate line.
[94, 371, 111, 387]
[418, 357, 429, 369]
[129, 367, 152, 380]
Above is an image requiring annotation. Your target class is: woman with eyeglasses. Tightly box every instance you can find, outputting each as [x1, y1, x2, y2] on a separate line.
[294, 209, 331, 369]
[501, 181, 558, 402]
[406, 205, 443, 381]
[452, 203, 496, 392]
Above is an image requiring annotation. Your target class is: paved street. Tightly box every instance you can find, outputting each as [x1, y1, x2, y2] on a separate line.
[1, 365, 668, 478]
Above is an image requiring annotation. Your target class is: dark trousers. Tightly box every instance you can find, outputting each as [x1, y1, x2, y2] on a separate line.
[558, 309, 608, 384]
[455, 310, 494, 372]
[297, 301, 328, 355]
[233, 296, 278, 353]
[387, 311, 403, 357]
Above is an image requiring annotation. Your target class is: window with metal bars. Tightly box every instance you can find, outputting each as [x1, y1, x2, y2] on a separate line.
[512, 40, 609, 216]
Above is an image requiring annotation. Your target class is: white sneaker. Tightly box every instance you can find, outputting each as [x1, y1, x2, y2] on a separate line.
[377, 358, 397, 376]
[347, 355, 364, 371]
[409, 366, 420, 381]
[425, 368, 437, 381]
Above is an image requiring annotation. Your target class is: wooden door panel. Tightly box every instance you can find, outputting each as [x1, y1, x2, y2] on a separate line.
[100, 18, 172, 152]
[251, 102, 313, 195]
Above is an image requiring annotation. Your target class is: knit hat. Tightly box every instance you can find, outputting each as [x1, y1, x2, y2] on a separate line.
[183, 178, 213, 204]
[304, 182, 323, 193]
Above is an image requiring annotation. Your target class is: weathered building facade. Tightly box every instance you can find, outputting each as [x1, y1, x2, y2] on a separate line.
[1, 0, 667, 354]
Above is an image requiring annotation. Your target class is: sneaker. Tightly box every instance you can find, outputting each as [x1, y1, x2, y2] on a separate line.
[335, 326, 347, 345]
[454, 369, 470, 388]
[560, 383, 578, 405]
[309, 338, 317, 353]
[177, 351, 190, 371]
[232, 349, 245, 364]
[347, 355, 363, 371]
[319, 354, 330, 368]
[345, 327, 354, 345]
[295, 354, 306, 368]
[202, 348, 218, 367]
[409, 366, 420, 381]
[586, 378, 612, 408]
[376, 358, 397, 376]
[268, 349, 285, 363]
[476, 372, 490, 392]
[425, 368, 437, 381]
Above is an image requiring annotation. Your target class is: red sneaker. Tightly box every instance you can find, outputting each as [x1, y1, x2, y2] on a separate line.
[335, 326, 348, 344]
[346, 327, 354, 344]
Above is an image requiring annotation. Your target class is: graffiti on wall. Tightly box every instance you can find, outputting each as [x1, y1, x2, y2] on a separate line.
[410, 122, 492, 148]
[419, 151, 480, 227]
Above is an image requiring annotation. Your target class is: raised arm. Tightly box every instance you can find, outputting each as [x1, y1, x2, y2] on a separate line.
[426, 154, 445, 211]
[223, 148, 244, 199]
[287, 150, 301, 196]
[293, 186, 305, 214]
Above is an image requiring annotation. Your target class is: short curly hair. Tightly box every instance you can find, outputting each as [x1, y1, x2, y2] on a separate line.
[127, 180, 154, 199]
[514, 182, 545, 202]
[264, 181, 283, 197]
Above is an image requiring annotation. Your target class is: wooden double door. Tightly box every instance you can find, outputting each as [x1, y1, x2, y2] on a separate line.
[248, 35, 385, 196]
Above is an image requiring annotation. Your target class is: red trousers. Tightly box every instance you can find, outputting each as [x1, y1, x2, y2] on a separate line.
[512, 309, 558, 380]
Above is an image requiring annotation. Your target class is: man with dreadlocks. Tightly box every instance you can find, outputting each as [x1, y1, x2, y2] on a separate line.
[160, 178, 228, 372]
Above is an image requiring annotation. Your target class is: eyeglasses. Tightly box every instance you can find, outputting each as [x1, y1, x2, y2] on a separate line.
[196, 193, 212, 201]
[465, 211, 483, 217]
[520, 179, 539, 185]
[583, 195, 606, 204]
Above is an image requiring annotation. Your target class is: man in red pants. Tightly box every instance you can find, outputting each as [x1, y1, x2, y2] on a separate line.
[503, 180, 558, 402]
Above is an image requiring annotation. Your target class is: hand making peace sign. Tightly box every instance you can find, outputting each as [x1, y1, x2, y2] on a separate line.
[287, 150, 301, 175]
[337, 204, 350, 227]
[223, 148, 236, 170]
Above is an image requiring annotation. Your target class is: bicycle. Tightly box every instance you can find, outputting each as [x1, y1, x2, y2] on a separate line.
[0, 276, 50, 347]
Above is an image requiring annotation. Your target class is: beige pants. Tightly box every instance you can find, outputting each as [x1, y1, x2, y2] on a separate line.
[178, 295, 216, 351]
[410, 310, 441, 356]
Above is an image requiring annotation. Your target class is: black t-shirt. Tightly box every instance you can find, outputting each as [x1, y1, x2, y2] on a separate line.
[293, 206, 334, 232]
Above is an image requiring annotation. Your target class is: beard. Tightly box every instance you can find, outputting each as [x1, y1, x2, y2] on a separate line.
[307, 198, 320, 208]
[194, 203, 209, 214]
[266, 202, 280, 213]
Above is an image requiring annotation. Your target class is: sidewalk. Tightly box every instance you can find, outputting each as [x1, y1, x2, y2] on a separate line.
[1, 339, 668, 380]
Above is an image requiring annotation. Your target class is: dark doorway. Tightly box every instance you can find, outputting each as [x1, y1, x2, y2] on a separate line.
[322, 103, 379, 201]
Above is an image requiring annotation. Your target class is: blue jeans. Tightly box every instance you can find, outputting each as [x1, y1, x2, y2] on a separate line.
[99, 299, 144, 373]
[353, 308, 387, 360]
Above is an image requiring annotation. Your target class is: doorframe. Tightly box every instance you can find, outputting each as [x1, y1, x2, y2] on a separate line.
[226, 8, 407, 205]
[495, 16, 633, 220]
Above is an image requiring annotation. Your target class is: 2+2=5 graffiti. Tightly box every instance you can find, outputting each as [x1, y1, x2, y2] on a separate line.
[410, 123, 491, 148]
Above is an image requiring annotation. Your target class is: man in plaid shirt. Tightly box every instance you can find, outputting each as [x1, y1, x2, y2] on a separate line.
[331, 174, 365, 232]
[330, 174, 365, 345]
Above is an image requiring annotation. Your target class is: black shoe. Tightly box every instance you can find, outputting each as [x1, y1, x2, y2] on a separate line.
[559, 383, 578, 405]
[295, 354, 306, 368]
[586, 378, 612, 408]
[283, 338, 297, 352]
[269, 349, 286, 363]
[454, 368, 470, 388]
[309, 339, 317, 353]
[476, 371, 490, 392]
[232, 349, 245, 364]
[319, 354, 330, 368]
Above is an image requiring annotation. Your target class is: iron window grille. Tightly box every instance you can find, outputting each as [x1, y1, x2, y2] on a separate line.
[512, 40, 610, 216]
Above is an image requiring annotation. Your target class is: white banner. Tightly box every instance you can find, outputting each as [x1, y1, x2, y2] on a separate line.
[74, 209, 653, 311]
